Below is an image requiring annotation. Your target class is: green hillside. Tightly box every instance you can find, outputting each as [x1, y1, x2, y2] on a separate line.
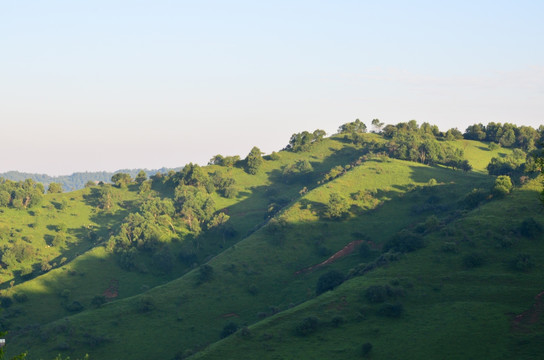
[0, 120, 542, 360]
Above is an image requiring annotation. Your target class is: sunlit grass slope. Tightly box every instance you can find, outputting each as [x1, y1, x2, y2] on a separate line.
[10, 156, 491, 360]
[193, 178, 544, 360]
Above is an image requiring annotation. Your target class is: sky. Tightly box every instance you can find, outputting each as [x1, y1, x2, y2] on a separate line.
[1, 0, 543, 175]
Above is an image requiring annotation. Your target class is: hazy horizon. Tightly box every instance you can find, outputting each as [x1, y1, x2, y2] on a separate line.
[1, 1, 543, 176]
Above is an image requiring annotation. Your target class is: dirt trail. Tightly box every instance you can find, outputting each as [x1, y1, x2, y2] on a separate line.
[103, 279, 119, 299]
[295, 240, 365, 275]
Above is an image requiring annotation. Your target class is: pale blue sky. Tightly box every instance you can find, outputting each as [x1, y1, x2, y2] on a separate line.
[1, 1, 543, 175]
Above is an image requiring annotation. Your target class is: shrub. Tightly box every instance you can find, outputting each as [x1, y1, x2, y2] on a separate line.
[197, 264, 214, 284]
[362, 342, 373, 357]
[364, 285, 388, 303]
[509, 254, 534, 272]
[463, 252, 485, 269]
[377, 303, 403, 318]
[0, 296, 13, 308]
[316, 270, 345, 295]
[91, 295, 107, 307]
[519, 218, 543, 238]
[295, 316, 319, 336]
[14, 292, 28, 303]
[463, 189, 488, 209]
[492, 175, 513, 196]
[220, 322, 239, 338]
[331, 316, 345, 327]
[66, 301, 84, 312]
[137, 296, 155, 312]
[383, 230, 424, 253]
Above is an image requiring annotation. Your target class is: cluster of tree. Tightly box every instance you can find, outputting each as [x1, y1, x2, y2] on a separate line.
[487, 149, 527, 177]
[208, 154, 241, 167]
[286, 129, 326, 152]
[382, 122, 470, 170]
[464, 122, 543, 151]
[0, 178, 44, 209]
[282, 160, 313, 182]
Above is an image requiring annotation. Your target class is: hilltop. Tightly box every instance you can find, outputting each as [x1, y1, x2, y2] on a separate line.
[0, 120, 542, 360]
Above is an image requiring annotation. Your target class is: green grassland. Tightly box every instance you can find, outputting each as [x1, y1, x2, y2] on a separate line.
[0, 129, 542, 360]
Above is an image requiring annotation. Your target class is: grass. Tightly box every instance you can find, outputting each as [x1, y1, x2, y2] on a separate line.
[0, 134, 541, 360]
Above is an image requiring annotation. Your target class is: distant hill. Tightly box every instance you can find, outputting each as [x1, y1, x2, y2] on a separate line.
[0, 167, 181, 191]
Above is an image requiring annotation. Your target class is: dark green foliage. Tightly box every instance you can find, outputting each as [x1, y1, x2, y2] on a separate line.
[0, 296, 13, 308]
[220, 322, 239, 338]
[338, 119, 367, 134]
[463, 252, 485, 269]
[364, 285, 388, 303]
[111, 173, 132, 188]
[362, 342, 373, 357]
[137, 296, 155, 312]
[66, 301, 84, 312]
[324, 193, 350, 219]
[331, 316, 345, 327]
[282, 160, 314, 182]
[509, 254, 534, 272]
[0, 178, 43, 209]
[287, 129, 325, 152]
[316, 270, 345, 295]
[197, 264, 214, 284]
[519, 218, 542, 238]
[383, 230, 424, 253]
[135, 170, 147, 184]
[14, 292, 28, 303]
[463, 188, 488, 209]
[91, 295, 107, 307]
[377, 303, 403, 317]
[47, 182, 63, 194]
[295, 316, 319, 336]
[245, 146, 264, 175]
[152, 247, 173, 274]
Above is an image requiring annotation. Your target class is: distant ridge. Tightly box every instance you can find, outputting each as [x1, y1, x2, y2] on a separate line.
[0, 167, 181, 191]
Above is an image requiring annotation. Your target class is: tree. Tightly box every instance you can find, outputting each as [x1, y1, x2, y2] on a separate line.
[47, 182, 63, 194]
[316, 270, 344, 295]
[493, 175, 513, 196]
[324, 193, 350, 219]
[338, 119, 367, 134]
[371, 118, 384, 133]
[135, 170, 147, 184]
[245, 146, 263, 175]
[111, 173, 132, 188]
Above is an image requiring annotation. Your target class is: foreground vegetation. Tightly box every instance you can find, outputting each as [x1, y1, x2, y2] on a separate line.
[0, 120, 543, 359]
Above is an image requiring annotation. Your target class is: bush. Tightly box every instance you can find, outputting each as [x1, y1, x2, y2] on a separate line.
[66, 301, 84, 312]
[331, 316, 344, 327]
[14, 292, 28, 303]
[91, 295, 107, 307]
[463, 189, 488, 209]
[364, 285, 387, 303]
[220, 322, 239, 338]
[463, 252, 485, 269]
[509, 254, 534, 272]
[0, 296, 13, 308]
[377, 303, 403, 318]
[197, 264, 214, 284]
[137, 296, 155, 312]
[492, 175, 513, 196]
[519, 218, 543, 238]
[383, 230, 424, 253]
[295, 316, 319, 336]
[362, 342, 373, 357]
[316, 270, 345, 295]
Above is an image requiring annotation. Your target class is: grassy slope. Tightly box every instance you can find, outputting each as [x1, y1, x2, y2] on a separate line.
[11, 158, 491, 359]
[2, 136, 526, 359]
[193, 178, 544, 360]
